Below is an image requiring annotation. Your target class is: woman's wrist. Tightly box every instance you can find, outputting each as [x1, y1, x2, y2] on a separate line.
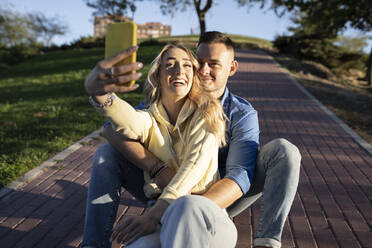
[149, 160, 167, 178]
[89, 93, 115, 109]
[93, 94, 109, 104]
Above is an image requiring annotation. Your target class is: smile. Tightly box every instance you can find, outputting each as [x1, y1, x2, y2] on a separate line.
[171, 78, 187, 86]
[201, 76, 213, 81]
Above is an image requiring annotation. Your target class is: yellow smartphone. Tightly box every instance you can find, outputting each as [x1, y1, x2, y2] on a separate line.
[105, 22, 137, 86]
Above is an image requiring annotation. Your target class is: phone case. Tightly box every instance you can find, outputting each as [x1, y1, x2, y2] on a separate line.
[105, 22, 137, 86]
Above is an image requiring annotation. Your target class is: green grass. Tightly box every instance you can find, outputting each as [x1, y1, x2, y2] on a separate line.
[0, 45, 163, 188]
[228, 34, 273, 48]
[154, 34, 272, 48]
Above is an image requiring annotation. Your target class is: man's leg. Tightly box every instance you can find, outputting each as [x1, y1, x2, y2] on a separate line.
[227, 138, 301, 248]
[81, 143, 148, 248]
[160, 195, 237, 248]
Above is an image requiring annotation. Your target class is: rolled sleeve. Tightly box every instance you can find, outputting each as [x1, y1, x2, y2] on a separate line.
[99, 96, 152, 142]
[103, 101, 146, 127]
[225, 109, 259, 194]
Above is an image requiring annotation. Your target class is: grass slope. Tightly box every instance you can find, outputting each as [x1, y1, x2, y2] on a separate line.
[156, 34, 273, 48]
[0, 45, 163, 188]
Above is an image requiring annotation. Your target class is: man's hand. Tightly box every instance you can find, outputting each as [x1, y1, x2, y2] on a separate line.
[84, 46, 143, 96]
[110, 215, 158, 246]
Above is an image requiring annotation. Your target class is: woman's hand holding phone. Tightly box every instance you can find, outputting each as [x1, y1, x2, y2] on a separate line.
[85, 22, 142, 96]
[84, 46, 143, 96]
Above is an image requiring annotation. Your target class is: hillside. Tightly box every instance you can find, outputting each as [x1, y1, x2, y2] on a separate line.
[0, 45, 164, 188]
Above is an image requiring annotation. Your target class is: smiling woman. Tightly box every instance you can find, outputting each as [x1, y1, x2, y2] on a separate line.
[146, 46, 194, 124]
[83, 44, 227, 247]
[89, 44, 226, 199]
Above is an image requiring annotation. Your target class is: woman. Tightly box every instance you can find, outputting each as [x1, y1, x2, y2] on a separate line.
[89, 44, 226, 246]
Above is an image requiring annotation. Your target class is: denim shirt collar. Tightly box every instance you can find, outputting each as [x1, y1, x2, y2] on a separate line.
[220, 87, 230, 113]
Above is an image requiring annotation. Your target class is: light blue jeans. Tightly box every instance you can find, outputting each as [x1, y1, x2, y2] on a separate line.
[81, 138, 301, 248]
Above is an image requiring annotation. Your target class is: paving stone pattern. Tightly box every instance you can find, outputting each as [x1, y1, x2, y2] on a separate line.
[0, 50, 371, 248]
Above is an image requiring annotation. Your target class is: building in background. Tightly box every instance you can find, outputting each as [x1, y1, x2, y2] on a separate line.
[137, 22, 171, 39]
[94, 16, 132, 38]
[94, 16, 171, 38]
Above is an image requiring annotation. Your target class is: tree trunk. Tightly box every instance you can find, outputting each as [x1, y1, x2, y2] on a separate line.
[367, 47, 372, 86]
[198, 13, 206, 34]
[194, 0, 213, 35]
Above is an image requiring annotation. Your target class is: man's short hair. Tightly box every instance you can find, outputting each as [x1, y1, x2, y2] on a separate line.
[197, 31, 235, 51]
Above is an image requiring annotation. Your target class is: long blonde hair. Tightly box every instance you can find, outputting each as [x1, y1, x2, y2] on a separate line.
[143, 44, 226, 146]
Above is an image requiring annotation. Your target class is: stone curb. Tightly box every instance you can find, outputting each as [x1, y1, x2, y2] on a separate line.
[269, 53, 372, 156]
[0, 128, 102, 200]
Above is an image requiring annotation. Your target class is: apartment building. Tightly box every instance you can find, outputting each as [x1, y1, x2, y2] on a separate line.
[94, 16, 171, 38]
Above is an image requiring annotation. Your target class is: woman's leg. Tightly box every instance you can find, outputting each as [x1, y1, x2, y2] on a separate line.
[160, 195, 237, 248]
[125, 226, 161, 248]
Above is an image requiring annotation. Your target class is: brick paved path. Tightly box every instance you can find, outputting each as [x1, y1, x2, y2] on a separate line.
[1, 50, 371, 248]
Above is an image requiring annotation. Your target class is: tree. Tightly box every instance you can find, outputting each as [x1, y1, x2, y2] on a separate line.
[0, 8, 34, 47]
[0, 6, 68, 67]
[0, 7, 67, 47]
[157, 0, 213, 34]
[84, 0, 142, 20]
[236, 0, 372, 85]
[28, 13, 68, 47]
[335, 35, 368, 54]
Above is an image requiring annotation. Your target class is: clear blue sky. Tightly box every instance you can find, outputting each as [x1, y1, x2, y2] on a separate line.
[3, 0, 371, 52]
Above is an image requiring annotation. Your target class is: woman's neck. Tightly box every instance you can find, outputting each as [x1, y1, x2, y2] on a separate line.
[161, 96, 186, 125]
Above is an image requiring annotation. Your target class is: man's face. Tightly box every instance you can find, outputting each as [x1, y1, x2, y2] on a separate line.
[196, 43, 237, 98]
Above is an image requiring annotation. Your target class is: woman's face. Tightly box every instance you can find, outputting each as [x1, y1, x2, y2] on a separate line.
[159, 48, 194, 101]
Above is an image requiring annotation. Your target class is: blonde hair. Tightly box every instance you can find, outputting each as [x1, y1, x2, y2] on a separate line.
[143, 44, 226, 146]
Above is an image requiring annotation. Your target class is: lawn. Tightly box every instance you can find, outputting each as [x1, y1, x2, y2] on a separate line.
[156, 34, 273, 48]
[0, 45, 163, 188]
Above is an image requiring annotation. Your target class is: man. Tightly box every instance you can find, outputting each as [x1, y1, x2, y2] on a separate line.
[82, 32, 301, 248]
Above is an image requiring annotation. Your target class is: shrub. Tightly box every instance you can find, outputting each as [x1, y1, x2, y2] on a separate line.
[69, 36, 105, 49]
[0, 36, 106, 69]
[139, 39, 167, 46]
[0, 44, 40, 67]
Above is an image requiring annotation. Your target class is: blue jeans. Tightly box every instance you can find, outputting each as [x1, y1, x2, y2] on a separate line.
[228, 138, 301, 247]
[81, 138, 301, 248]
[81, 143, 149, 248]
[126, 195, 238, 248]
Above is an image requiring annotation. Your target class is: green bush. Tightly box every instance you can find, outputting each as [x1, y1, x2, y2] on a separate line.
[41, 36, 105, 52]
[0, 44, 41, 67]
[139, 39, 167, 46]
[0, 36, 106, 70]
[69, 36, 105, 49]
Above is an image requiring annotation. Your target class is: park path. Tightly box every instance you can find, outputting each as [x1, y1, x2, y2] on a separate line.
[0, 49, 371, 248]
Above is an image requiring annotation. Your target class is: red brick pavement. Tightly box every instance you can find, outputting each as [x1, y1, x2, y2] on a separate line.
[0, 50, 371, 248]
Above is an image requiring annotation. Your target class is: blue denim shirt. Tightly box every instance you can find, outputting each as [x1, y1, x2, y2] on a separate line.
[218, 87, 259, 194]
[104, 87, 259, 194]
